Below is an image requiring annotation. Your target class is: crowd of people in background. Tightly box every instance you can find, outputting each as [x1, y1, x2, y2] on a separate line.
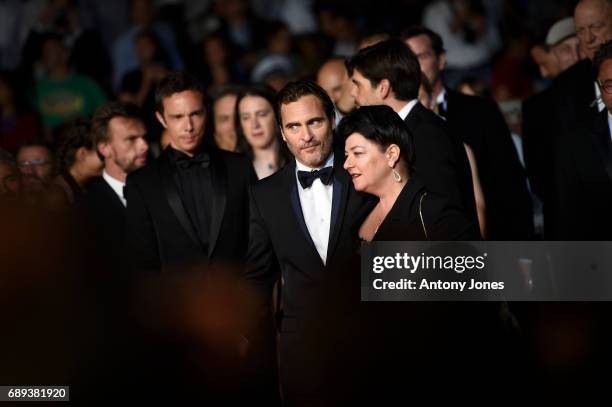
[2, 0, 612, 404]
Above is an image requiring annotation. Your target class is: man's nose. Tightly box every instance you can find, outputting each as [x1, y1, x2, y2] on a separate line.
[20, 165, 34, 175]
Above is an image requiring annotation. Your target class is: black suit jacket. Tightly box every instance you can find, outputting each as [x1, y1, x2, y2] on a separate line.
[244, 152, 374, 399]
[84, 176, 127, 271]
[444, 88, 533, 239]
[375, 175, 480, 241]
[403, 102, 477, 225]
[556, 110, 612, 240]
[551, 59, 598, 141]
[125, 147, 252, 273]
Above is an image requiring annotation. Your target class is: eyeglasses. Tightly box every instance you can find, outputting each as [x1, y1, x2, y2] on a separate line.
[17, 159, 50, 168]
[598, 80, 612, 94]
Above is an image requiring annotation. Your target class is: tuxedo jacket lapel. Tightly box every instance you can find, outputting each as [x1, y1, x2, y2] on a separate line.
[160, 152, 201, 247]
[287, 163, 317, 250]
[326, 154, 350, 262]
[208, 154, 227, 257]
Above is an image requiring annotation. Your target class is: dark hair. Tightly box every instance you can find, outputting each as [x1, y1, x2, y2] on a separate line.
[91, 102, 144, 159]
[155, 71, 206, 115]
[400, 26, 445, 56]
[56, 117, 96, 171]
[345, 39, 421, 101]
[135, 28, 170, 66]
[336, 105, 415, 174]
[235, 84, 289, 167]
[0, 148, 14, 165]
[274, 80, 336, 127]
[594, 40, 612, 74]
[211, 84, 243, 105]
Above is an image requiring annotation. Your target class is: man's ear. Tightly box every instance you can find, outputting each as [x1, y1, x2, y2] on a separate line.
[280, 125, 287, 142]
[378, 79, 391, 100]
[155, 111, 167, 128]
[97, 141, 110, 159]
[438, 52, 447, 72]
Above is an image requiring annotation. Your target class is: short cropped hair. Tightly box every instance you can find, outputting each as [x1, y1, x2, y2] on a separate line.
[274, 80, 336, 127]
[155, 71, 206, 115]
[56, 117, 96, 171]
[91, 101, 144, 147]
[336, 105, 415, 174]
[594, 40, 612, 74]
[345, 39, 421, 101]
[400, 26, 445, 56]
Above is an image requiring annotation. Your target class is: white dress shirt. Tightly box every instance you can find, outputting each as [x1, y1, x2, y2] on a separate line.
[396, 99, 419, 121]
[295, 153, 334, 265]
[596, 82, 606, 113]
[608, 112, 612, 144]
[102, 170, 127, 207]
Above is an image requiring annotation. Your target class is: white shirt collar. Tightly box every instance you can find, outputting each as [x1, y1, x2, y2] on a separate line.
[436, 88, 447, 106]
[396, 99, 419, 121]
[608, 111, 612, 140]
[102, 170, 127, 207]
[295, 152, 335, 172]
[596, 82, 606, 112]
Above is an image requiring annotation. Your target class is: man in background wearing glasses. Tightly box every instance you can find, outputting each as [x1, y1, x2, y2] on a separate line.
[15, 141, 54, 191]
[556, 40, 612, 239]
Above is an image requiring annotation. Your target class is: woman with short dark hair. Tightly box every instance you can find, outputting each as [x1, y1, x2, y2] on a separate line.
[54, 117, 103, 204]
[338, 105, 479, 241]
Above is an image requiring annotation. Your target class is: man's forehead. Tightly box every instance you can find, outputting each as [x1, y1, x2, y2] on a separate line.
[18, 146, 49, 158]
[281, 95, 324, 119]
[163, 90, 204, 110]
[109, 116, 145, 134]
[575, 0, 612, 22]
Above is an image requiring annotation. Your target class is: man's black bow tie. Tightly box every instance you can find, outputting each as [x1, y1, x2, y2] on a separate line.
[297, 167, 334, 189]
[176, 152, 210, 169]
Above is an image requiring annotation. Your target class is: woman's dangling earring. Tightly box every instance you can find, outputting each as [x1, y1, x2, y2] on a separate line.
[392, 168, 402, 183]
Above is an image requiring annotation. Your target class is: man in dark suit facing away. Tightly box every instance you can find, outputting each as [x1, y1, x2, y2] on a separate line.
[243, 80, 374, 404]
[86, 101, 149, 275]
[345, 39, 478, 227]
[401, 26, 534, 240]
[124, 71, 252, 274]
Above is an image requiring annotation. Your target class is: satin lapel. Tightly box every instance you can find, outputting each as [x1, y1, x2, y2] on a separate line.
[290, 179, 316, 249]
[208, 154, 227, 258]
[160, 153, 200, 246]
[326, 155, 350, 262]
[590, 111, 612, 181]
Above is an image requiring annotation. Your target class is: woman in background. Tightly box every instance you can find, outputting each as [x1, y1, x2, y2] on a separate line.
[235, 85, 288, 179]
[54, 117, 103, 204]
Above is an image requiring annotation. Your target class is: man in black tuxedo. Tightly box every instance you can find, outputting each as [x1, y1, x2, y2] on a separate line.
[345, 39, 477, 226]
[243, 80, 374, 403]
[86, 102, 149, 274]
[402, 26, 534, 240]
[125, 72, 252, 274]
[523, 0, 612, 237]
[557, 41, 612, 239]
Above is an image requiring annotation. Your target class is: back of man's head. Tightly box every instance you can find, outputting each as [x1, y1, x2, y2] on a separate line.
[400, 26, 445, 56]
[345, 39, 421, 101]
